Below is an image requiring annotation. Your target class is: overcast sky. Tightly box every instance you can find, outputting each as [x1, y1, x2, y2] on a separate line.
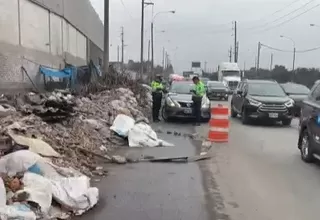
[90, 0, 320, 73]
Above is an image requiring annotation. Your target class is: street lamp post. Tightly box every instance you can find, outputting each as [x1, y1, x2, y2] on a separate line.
[280, 35, 296, 71]
[151, 10, 175, 79]
[140, 2, 154, 80]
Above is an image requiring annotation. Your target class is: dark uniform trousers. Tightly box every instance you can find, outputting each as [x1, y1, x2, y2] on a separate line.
[152, 92, 162, 121]
[192, 96, 202, 123]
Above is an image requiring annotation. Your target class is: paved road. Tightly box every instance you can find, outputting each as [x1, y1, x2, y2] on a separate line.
[78, 98, 320, 220]
[78, 122, 220, 220]
[196, 99, 320, 220]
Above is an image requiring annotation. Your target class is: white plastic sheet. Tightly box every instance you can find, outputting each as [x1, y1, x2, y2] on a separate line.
[0, 150, 39, 176]
[0, 178, 6, 207]
[128, 122, 174, 148]
[0, 178, 36, 220]
[110, 114, 135, 137]
[0, 150, 99, 217]
[128, 122, 159, 147]
[0, 204, 37, 220]
[20, 172, 53, 215]
[50, 175, 99, 215]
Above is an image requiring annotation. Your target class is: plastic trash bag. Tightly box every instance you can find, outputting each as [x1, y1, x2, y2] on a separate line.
[0, 204, 36, 220]
[20, 172, 53, 215]
[128, 122, 174, 148]
[0, 150, 39, 177]
[110, 114, 135, 137]
[128, 122, 160, 147]
[50, 175, 99, 215]
[0, 178, 6, 207]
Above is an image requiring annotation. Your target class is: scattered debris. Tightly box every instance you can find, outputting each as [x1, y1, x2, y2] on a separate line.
[0, 71, 154, 219]
[111, 155, 127, 164]
[139, 154, 211, 163]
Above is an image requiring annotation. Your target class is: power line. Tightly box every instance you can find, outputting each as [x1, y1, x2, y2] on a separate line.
[253, 3, 320, 33]
[261, 43, 320, 53]
[269, 0, 303, 16]
[247, 0, 316, 30]
[120, 0, 134, 19]
[244, 0, 303, 29]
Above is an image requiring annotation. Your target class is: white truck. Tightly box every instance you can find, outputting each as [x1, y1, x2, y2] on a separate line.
[218, 62, 241, 91]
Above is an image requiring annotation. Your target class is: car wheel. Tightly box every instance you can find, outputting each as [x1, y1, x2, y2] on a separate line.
[300, 129, 314, 163]
[282, 119, 292, 126]
[241, 107, 250, 124]
[161, 107, 170, 122]
[231, 104, 237, 118]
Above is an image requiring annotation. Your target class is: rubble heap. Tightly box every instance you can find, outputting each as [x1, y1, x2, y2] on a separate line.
[18, 91, 77, 122]
[0, 86, 152, 177]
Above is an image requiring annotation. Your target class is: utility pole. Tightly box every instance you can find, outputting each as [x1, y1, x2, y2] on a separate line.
[236, 41, 239, 63]
[117, 45, 120, 62]
[234, 21, 237, 63]
[151, 22, 154, 77]
[121, 26, 124, 64]
[139, 0, 145, 79]
[147, 40, 150, 72]
[162, 47, 165, 69]
[243, 61, 246, 80]
[103, 0, 109, 76]
[255, 56, 257, 70]
[165, 52, 168, 70]
[257, 42, 261, 72]
[270, 53, 273, 71]
[293, 47, 296, 71]
[228, 47, 232, 62]
[148, 40, 150, 63]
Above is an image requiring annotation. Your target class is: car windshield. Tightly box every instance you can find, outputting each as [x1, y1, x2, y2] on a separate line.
[207, 82, 225, 88]
[281, 84, 310, 95]
[170, 82, 194, 94]
[248, 83, 287, 97]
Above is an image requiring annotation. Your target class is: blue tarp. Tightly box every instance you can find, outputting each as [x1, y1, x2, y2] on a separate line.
[40, 65, 77, 88]
[39, 66, 74, 78]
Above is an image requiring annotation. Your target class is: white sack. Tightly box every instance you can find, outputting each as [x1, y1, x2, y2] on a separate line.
[50, 175, 99, 215]
[0, 204, 36, 220]
[0, 150, 39, 176]
[19, 172, 53, 215]
[0, 178, 6, 207]
[128, 122, 160, 147]
[110, 114, 135, 137]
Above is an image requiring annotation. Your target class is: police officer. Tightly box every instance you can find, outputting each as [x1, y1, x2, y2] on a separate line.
[191, 76, 206, 126]
[151, 74, 164, 122]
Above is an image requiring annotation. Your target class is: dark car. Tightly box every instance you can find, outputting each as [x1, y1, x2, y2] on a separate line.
[280, 83, 310, 117]
[230, 79, 294, 125]
[206, 81, 229, 101]
[161, 81, 211, 121]
[298, 80, 320, 163]
[200, 77, 210, 85]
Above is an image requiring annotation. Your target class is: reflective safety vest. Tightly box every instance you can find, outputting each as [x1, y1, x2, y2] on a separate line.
[151, 81, 164, 92]
[193, 81, 205, 97]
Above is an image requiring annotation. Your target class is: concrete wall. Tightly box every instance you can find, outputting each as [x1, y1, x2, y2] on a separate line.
[0, 0, 103, 90]
[31, 0, 103, 50]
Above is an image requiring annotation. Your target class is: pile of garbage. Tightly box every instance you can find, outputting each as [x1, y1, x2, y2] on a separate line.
[0, 150, 98, 220]
[0, 87, 152, 175]
[18, 91, 77, 122]
[0, 85, 154, 219]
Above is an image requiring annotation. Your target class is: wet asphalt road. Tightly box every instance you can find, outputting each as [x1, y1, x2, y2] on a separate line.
[78, 98, 320, 220]
[196, 99, 320, 220]
[77, 121, 215, 220]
